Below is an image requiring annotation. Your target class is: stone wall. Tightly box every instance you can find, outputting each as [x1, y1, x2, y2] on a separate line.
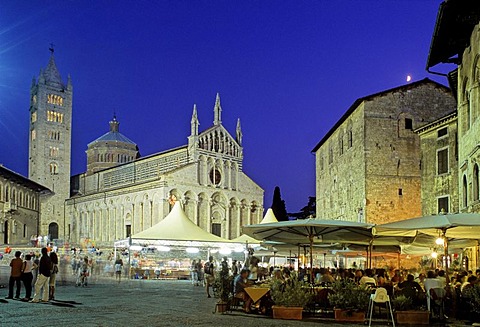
[418, 114, 459, 216]
[315, 80, 456, 224]
[458, 22, 480, 213]
[315, 103, 366, 222]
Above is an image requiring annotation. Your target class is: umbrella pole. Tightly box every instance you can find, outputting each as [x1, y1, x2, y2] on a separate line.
[309, 234, 314, 283]
[443, 230, 449, 279]
[297, 245, 300, 271]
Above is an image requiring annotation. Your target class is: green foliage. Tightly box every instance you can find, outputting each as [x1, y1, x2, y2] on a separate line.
[327, 280, 370, 312]
[212, 261, 233, 303]
[271, 186, 289, 221]
[270, 274, 312, 308]
[392, 295, 413, 311]
[463, 284, 480, 314]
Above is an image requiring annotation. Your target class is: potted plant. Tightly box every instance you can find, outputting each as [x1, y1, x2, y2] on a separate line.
[328, 279, 370, 322]
[392, 295, 429, 325]
[270, 273, 312, 320]
[462, 284, 480, 324]
[212, 259, 233, 313]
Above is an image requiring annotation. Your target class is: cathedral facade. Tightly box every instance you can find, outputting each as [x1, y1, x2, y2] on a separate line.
[65, 95, 264, 246]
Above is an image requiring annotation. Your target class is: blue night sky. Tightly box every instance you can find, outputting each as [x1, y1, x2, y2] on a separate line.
[0, 1, 448, 213]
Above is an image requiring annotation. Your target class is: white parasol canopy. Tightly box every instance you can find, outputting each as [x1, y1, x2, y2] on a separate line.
[131, 202, 229, 243]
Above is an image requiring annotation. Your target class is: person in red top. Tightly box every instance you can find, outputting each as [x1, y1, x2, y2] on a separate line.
[6, 251, 23, 299]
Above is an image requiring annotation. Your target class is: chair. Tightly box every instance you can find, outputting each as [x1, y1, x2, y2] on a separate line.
[368, 287, 395, 327]
[228, 295, 244, 312]
[429, 288, 445, 319]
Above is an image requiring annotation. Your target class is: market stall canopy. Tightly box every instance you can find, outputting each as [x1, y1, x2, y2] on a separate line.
[131, 202, 229, 243]
[373, 212, 480, 240]
[260, 208, 279, 224]
[243, 218, 375, 244]
[231, 234, 261, 245]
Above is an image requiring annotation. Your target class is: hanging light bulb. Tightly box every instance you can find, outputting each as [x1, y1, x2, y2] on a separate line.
[431, 251, 438, 259]
[436, 237, 444, 246]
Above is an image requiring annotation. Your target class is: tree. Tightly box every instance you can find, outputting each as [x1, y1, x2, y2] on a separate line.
[271, 186, 289, 221]
[289, 196, 316, 220]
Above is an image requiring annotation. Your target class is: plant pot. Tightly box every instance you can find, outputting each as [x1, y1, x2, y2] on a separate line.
[395, 310, 429, 325]
[334, 308, 365, 322]
[272, 305, 303, 320]
[215, 302, 229, 313]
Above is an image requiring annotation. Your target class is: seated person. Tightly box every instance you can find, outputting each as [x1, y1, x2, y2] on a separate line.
[234, 269, 253, 312]
[359, 269, 377, 286]
[398, 274, 424, 306]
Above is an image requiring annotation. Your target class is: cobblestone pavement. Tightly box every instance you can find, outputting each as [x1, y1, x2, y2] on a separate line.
[0, 266, 472, 327]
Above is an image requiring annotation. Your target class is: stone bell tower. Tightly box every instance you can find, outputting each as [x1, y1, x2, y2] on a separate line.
[28, 48, 72, 241]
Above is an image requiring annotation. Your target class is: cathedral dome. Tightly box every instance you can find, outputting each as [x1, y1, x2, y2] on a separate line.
[86, 116, 139, 175]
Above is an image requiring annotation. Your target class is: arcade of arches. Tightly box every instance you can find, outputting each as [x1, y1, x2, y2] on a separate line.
[69, 189, 262, 246]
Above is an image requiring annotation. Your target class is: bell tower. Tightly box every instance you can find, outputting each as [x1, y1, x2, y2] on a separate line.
[29, 48, 72, 241]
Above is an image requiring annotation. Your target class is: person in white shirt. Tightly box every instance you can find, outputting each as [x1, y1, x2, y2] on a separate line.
[423, 271, 442, 311]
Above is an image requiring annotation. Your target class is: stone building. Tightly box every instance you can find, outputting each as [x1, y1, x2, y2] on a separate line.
[0, 165, 50, 244]
[66, 95, 264, 246]
[312, 79, 456, 224]
[416, 112, 459, 215]
[28, 53, 72, 240]
[426, 1, 480, 214]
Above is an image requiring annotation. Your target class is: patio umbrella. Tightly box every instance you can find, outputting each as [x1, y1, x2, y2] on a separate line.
[374, 212, 480, 272]
[243, 218, 375, 279]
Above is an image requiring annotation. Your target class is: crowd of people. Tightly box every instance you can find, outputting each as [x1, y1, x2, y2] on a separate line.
[4, 247, 58, 302]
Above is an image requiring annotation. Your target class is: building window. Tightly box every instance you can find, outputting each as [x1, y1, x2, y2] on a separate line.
[23, 224, 27, 238]
[438, 196, 449, 214]
[474, 164, 479, 201]
[31, 111, 37, 123]
[348, 130, 353, 148]
[47, 94, 63, 106]
[48, 131, 60, 141]
[339, 136, 344, 155]
[211, 223, 221, 237]
[398, 188, 403, 196]
[320, 155, 324, 171]
[437, 127, 448, 138]
[31, 129, 36, 141]
[329, 146, 333, 164]
[125, 224, 131, 237]
[49, 146, 59, 157]
[49, 163, 58, 175]
[463, 175, 468, 207]
[437, 148, 448, 175]
[47, 110, 64, 123]
[405, 118, 413, 130]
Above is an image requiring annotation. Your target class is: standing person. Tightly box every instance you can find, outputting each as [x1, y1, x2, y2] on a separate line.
[30, 247, 51, 303]
[204, 256, 215, 298]
[21, 254, 34, 301]
[190, 260, 198, 285]
[114, 256, 123, 283]
[6, 251, 23, 299]
[49, 252, 59, 300]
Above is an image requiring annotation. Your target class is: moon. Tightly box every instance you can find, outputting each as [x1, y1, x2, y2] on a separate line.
[406, 75, 412, 82]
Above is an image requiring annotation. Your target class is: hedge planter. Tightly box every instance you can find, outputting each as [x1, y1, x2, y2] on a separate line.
[272, 306, 303, 320]
[395, 310, 429, 325]
[334, 309, 366, 323]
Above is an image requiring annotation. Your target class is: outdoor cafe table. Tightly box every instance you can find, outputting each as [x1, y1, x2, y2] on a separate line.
[244, 287, 270, 303]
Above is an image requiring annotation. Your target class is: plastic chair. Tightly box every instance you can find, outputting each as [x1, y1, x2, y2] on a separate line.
[429, 287, 445, 319]
[368, 287, 395, 327]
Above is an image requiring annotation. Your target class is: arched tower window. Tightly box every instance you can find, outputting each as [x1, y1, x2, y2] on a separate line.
[463, 175, 468, 208]
[474, 164, 479, 201]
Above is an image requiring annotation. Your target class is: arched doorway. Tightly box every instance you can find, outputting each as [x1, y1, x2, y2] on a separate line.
[4, 221, 8, 244]
[48, 222, 59, 240]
